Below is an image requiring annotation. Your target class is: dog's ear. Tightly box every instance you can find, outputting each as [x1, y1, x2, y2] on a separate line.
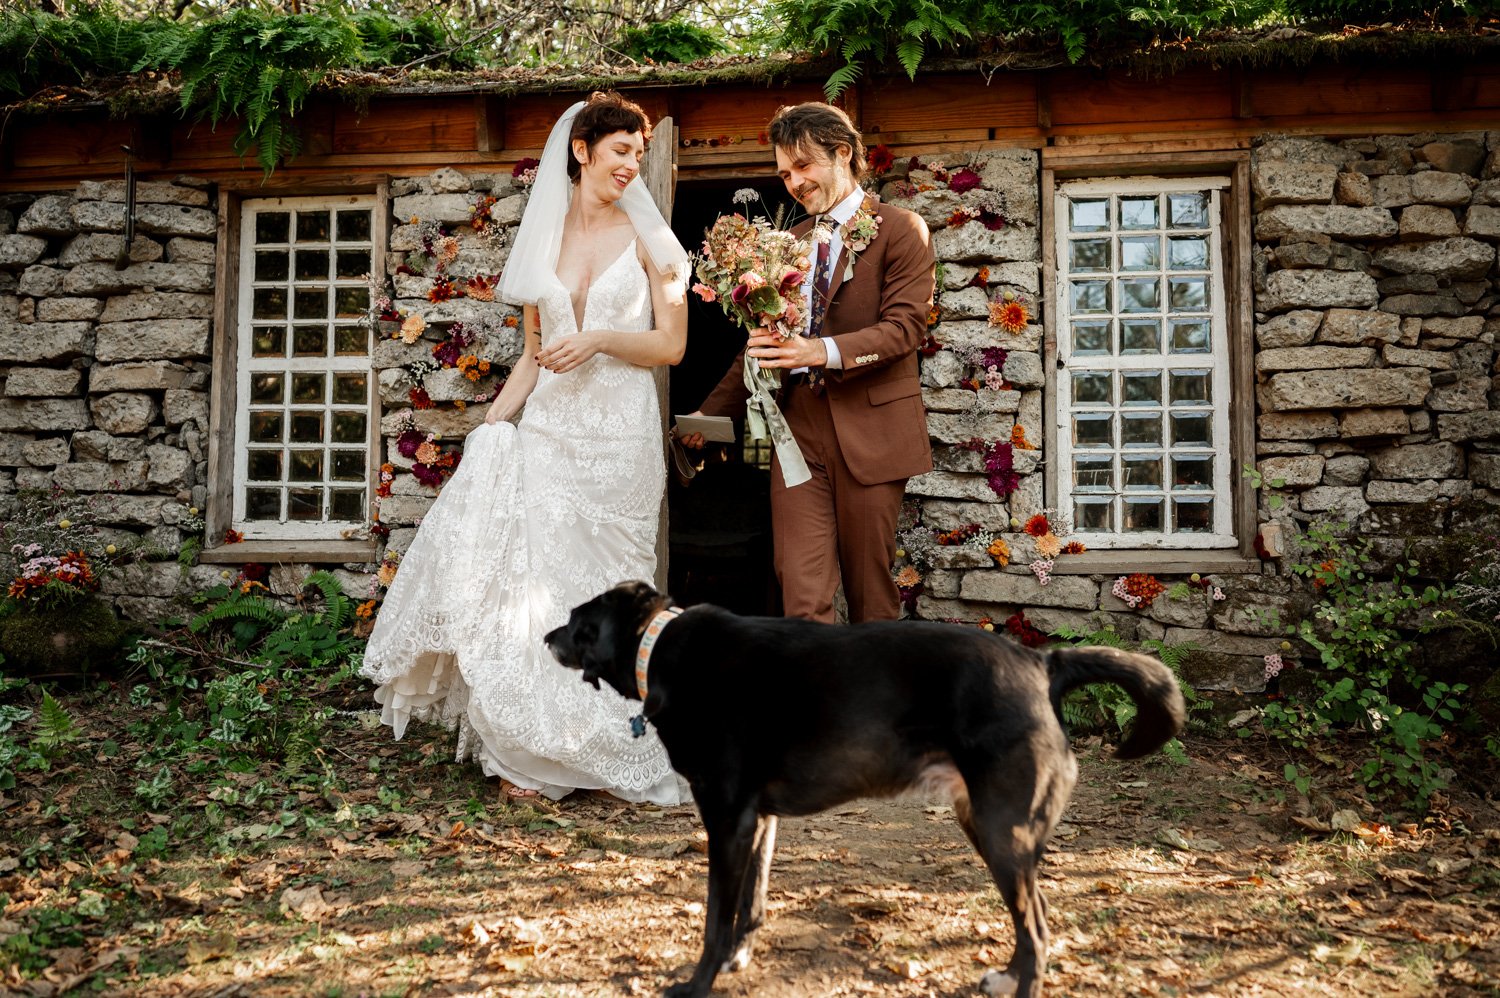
[613, 579, 669, 635]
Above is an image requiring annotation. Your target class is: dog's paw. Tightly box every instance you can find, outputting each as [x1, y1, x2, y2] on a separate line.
[664, 983, 706, 998]
[719, 944, 754, 974]
[978, 969, 1020, 996]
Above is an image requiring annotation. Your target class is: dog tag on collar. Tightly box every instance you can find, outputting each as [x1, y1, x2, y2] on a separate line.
[630, 714, 647, 738]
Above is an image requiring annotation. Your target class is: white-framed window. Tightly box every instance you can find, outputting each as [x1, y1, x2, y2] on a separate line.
[1053, 176, 1234, 550]
[233, 196, 376, 540]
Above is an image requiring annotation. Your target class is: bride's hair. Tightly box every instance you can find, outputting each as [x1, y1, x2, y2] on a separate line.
[768, 103, 867, 183]
[568, 91, 653, 182]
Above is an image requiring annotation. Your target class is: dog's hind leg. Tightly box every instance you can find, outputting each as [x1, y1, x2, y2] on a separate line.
[955, 753, 1073, 998]
[722, 814, 777, 974]
[668, 802, 760, 998]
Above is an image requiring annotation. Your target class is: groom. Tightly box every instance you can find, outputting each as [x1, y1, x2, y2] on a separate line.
[686, 102, 934, 623]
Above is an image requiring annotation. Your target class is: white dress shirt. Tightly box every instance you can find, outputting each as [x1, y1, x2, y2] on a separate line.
[795, 186, 867, 373]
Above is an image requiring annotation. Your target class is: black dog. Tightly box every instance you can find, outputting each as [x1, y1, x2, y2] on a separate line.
[545, 581, 1186, 998]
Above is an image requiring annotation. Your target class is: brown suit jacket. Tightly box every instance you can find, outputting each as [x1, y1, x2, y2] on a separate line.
[699, 197, 935, 486]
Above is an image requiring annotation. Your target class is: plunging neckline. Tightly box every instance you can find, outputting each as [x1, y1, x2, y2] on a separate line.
[565, 238, 637, 332]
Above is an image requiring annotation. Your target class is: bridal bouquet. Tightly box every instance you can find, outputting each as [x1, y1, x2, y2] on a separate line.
[691, 196, 814, 487]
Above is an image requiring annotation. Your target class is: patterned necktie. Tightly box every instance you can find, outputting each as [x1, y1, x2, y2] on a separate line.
[805, 218, 833, 395]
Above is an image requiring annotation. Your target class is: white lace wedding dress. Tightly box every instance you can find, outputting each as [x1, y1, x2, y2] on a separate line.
[361, 240, 689, 805]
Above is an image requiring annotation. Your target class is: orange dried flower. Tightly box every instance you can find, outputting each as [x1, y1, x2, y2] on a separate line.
[1011, 424, 1035, 450]
[1024, 514, 1051, 537]
[987, 537, 1011, 567]
[894, 565, 922, 588]
[356, 599, 377, 618]
[504, 314, 520, 328]
[224, 529, 244, 544]
[1035, 532, 1062, 559]
[990, 299, 1029, 333]
[1062, 540, 1087, 555]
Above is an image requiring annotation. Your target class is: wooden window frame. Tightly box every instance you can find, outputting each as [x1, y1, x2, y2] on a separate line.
[203, 180, 389, 565]
[1040, 151, 1257, 576]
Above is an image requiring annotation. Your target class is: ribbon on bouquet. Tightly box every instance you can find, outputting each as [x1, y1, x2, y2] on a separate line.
[741, 355, 811, 488]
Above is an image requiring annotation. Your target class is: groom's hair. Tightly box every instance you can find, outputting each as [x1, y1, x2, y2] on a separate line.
[769, 103, 867, 183]
[569, 91, 653, 182]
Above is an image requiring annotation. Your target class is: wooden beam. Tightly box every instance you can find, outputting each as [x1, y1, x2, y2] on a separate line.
[205, 188, 242, 548]
[474, 95, 503, 152]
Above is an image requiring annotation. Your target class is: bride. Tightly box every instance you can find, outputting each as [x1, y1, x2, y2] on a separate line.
[360, 92, 691, 805]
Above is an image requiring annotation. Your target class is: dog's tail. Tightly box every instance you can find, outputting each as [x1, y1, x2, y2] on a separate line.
[1045, 646, 1187, 759]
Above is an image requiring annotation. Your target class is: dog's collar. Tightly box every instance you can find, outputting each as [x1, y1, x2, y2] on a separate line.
[635, 606, 684, 701]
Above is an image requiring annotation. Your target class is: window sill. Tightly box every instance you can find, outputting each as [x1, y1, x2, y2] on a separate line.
[197, 540, 378, 565]
[1047, 550, 1261, 576]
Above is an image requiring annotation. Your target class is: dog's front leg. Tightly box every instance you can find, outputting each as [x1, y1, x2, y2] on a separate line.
[722, 814, 777, 973]
[666, 804, 759, 998]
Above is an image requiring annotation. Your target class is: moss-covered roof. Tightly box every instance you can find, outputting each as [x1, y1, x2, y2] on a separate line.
[17, 19, 1500, 116]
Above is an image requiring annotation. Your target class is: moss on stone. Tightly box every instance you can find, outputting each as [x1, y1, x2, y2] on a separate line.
[0, 596, 126, 678]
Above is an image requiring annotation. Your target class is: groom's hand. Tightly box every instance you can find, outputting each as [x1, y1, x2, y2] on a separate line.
[746, 328, 828, 369]
[677, 410, 706, 449]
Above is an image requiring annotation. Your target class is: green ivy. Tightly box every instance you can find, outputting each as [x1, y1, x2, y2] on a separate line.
[1254, 522, 1462, 809]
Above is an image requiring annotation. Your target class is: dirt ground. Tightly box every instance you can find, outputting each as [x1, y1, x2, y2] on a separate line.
[2, 707, 1498, 998]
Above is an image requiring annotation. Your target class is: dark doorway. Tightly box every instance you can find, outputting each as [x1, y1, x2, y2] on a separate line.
[667, 176, 797, 616]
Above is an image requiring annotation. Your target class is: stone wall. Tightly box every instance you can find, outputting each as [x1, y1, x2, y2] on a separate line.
[0, 179, 222, 616]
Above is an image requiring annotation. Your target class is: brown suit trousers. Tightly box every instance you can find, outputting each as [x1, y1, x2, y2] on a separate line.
[700, 198, 935, 622]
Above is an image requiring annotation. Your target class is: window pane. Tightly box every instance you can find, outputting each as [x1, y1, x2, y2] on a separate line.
[1072, 371, 1112, 405]
[289, 450, 324, 482]
[332, 450, 365, 481]
[334, 326, 369, 356]
[1123, 498, 1163, 532]
[1173, 454, 1214, 489]
[1072, 320, 1111, 355]
[1119, 278, 1160, 312]
[290, 412, 324, 443]
[295, 287, 328, 320]
[1169, 319, 1210, 354]
[249, 410, 283, 443]
[334, 287, 368, 318]
[1075, 499, 1113, 531]
[247, 450, 282, 481]
[1171, 412, 1211, 446]
[1118, 196, 1158, 230]
[1122, 413, 1162, 447]
[1169, 236, 1209, 270]
[333, 373, 367, 405]
[1073, 414, 1113, 449]
[332, 412, 367, 444]
[1071, 280, 1110, 314]
[252, 287, 287, 320]
[254, 251, 289, 282]
[1122, 371, 1162, 406]
[336, 210, 371, 241]
[1170, 370, 1211, 405]
[1121, 320, 1160, 354]
[1169, 276, 1208, 312]
[1069, 238, 1110, 271]
[1174, 498, 1213, 532]
[288, 488, 323, 520]
[295, 250, 329, 281]
[296, 212, 330, 242]
[1073, 455, 1113, 491]
[1070, 198, 1109, 232]
[1169, 192, 1208, 228]
[292, 373, 326, 404]
[1119, 236, 1159, 271]
[255, 212, 289, 244]
[252, 327, 285, 358]
[330, 488, 365, 521]
[250, 373, 283, 404]
[1122, 454, 1162, 490]
[336, 250, 371, 279]
[293, 326, 327, 356]
[245, 488, 281, 520]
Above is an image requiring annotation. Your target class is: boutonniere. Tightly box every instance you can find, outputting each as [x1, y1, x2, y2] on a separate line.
[838, 193, 881, 282]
